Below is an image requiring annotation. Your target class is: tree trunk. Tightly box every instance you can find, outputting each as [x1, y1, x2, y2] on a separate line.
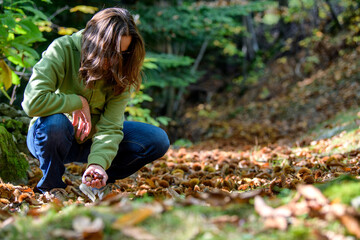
[324, 0, 342, 30]
[243, 15, 259, 61]
[278, 0, 289, 39]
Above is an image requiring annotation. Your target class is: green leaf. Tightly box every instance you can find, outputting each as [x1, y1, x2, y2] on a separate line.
[0, 86, 11, 100]
[7, 55, 25, 67]
[142, 62, 158, 70]
[156, 116, 171, 126]
[11, 70, 20, 85]
[10, 42, 40, 58]
[18, 19, 43, 39]
[9, 0, 35, 7]
[7, 32, 15, 41]
[0, 28, 8, 40]
[2, 16, 17, 29]
[14, 24, 27, 34]
[22, 6, 49, 20]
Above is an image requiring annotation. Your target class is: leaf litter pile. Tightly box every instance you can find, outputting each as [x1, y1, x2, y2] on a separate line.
[2, 131, 360, 239]
[2, 34, 360, 240]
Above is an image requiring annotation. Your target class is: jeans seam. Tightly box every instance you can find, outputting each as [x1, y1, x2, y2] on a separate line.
[126, 157, 140, 166]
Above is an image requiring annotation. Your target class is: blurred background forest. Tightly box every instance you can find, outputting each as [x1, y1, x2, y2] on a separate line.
[1, 0, 360, 147]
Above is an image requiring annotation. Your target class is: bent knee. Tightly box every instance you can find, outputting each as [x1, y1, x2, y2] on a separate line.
[151, 128, 170, 158]
[36, 114, 73, 138]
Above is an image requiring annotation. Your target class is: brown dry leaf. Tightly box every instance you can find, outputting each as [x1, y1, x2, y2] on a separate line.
[339, 214, 360, 239]
[254, 196, 291, 230]
[0, 198, 10, 205]
[167, 187, 182, 200]
[297, 185, 329, 206]
[112, 208, 155, 229]
[254, 196, 275, 218]
[145, 179, 156, 188]
[121, 226, 158, 240]
[0, 184, 14, 199]
[72, 216, 104, 240]
[329, 203, 360, 239]
[263, 216, 289, 231]
[0, 209, 12, 221]
[211, 215, 240, 226]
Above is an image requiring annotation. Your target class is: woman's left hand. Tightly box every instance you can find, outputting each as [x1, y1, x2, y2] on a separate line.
[72, 96, 92, 141]
[82, 164, 108, 188]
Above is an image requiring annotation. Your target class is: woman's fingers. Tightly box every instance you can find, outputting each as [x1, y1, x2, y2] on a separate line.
[73, 110, 92, 141]
[72, 112, 79, 126]
[76, 118, 84, 139]
[81, 111, 91, 136]
[73, 96, 92, 141]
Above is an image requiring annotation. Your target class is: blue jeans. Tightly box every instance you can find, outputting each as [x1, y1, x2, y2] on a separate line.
[27, 114, 170, 192]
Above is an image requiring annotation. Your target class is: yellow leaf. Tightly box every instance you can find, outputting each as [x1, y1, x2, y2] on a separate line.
[58, 27, 78, 35]
[70, 5, 98, 14]
[0, 60, 12, 90]
[37, 21, 53, 32]
[112, 208, 154, 229]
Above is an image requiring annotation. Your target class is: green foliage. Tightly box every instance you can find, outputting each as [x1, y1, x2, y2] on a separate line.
[143, 52, 198, 88]
[136, 1, 274, 54]
[0, 0, 48, 101]
[339, 0, 360, 45]
[173, 138, 193, 148]
[284, 0, 322, 23]
[136, 1, 273, 62]
[126, 88, 171, 127]
[0, 0, 47, 67]
[133, 1, 276, 118]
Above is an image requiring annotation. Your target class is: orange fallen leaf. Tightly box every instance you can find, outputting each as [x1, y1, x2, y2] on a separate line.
[339, 214, 360, 238]
[112, 208, 154, 229]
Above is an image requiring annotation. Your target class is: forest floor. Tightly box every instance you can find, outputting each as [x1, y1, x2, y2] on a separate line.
[1, 43, 360, 239]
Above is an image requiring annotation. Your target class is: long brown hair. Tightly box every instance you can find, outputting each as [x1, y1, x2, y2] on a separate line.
[79, 8, 145, 95]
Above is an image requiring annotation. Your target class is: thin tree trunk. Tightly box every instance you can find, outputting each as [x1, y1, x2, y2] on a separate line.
[191, 37, 209, 74]
[243, 15, 258, 61]
[312, 0, 319, 28]
[166, 86, 175, 117]
[324, 0, 342, 29]
[277, 0, 289, 39]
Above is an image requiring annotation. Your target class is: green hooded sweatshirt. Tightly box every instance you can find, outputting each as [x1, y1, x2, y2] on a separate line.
[22, 30, 130, 170]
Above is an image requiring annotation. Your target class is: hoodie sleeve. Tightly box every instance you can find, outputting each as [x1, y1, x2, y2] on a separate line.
[22, 38, 83, 117]
[87, 90, 130, 170]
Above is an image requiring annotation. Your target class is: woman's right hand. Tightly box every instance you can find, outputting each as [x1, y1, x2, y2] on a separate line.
[72, 96, 91, 141]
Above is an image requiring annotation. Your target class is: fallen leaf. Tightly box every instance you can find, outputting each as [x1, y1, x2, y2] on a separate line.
[211, 215, 240, 226]
[112, 208, 155, 229]
[339, 214, 360, 239]
[297, 185, 329, 206]
[121, 226, 158, 240]
[254, 196, 291, 230]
